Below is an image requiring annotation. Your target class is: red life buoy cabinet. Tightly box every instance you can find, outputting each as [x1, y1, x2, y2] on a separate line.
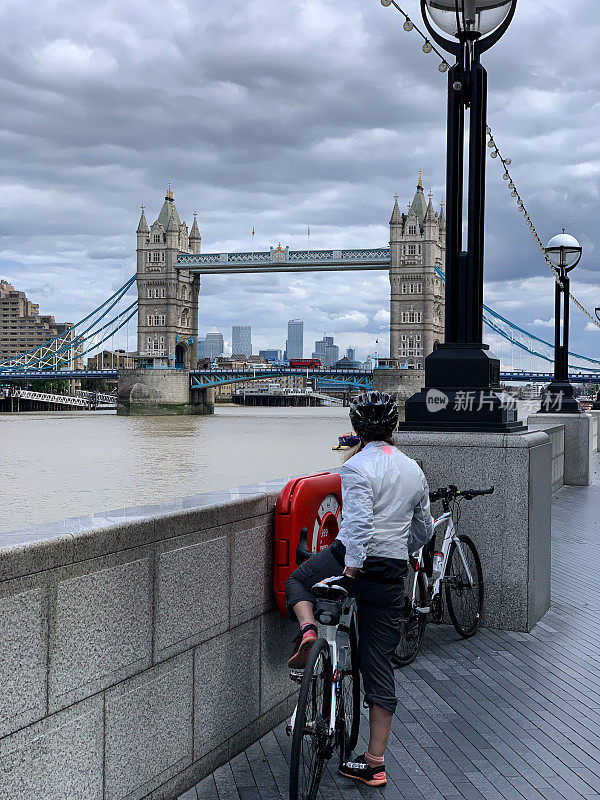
[274, 471, 342, 617]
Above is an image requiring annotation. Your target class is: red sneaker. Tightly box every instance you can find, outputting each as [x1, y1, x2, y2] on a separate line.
[339, 754, 387, 787]
[287, 625, 317, 669]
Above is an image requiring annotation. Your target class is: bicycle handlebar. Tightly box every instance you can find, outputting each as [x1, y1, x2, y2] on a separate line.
[429, 485, 494, 503]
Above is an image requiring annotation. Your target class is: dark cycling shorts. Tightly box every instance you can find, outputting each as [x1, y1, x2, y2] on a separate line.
[285, 541, 405, 714]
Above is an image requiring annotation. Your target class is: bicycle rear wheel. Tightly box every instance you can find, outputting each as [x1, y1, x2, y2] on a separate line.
[445, 535, 484, 638]
[394, 571, 427, 666]
[338, 618, 360, 762]
[289, 638, 332, 800]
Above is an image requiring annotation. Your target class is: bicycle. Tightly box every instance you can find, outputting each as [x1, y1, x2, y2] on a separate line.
[394, 485, 492, 667]
[288, 583, 361, 800]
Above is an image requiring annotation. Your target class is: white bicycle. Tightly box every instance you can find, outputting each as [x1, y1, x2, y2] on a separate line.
[287, 583, 360, 800]
[394, 484, 493, 666]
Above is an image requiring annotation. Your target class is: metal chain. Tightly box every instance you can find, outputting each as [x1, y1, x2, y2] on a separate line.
[485, 126, 600, 329]
[381, 0, 600, 330]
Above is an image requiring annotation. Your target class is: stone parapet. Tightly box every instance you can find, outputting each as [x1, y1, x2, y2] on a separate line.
[588, 410, 600, 453]
[521, 423, 564, 493]
[0, 482, 295, 800]
[528, 413, 594, 486]
[394, 429, 552, 632]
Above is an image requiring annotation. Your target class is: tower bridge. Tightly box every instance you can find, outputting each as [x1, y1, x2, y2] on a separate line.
[135, 177, 444, 375]
[2, 179, 600, 414]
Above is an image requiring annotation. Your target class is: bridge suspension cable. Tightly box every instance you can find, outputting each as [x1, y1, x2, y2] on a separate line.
[433, 266, 600, 373]
[0, 275, 137, 372]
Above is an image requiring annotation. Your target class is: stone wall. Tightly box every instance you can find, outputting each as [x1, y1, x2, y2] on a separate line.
[372, 367, 424, 403]
[0, 484, 295, 800]
[117, 369, 214, 416]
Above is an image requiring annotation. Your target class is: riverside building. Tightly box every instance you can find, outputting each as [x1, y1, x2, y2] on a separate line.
[0, 280, 76, 363]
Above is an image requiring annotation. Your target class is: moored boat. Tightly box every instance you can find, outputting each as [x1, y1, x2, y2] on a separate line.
[332, 432, 360, 450]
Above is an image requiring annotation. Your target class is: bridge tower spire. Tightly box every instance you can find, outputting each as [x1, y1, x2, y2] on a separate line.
[135, 186, 200, 369]
[388, 176, 445, 370]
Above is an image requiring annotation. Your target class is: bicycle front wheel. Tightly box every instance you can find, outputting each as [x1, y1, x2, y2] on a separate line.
[394, 571, 427, 666]
[289, 638, 332, 800]
[445, 535, 484, 638]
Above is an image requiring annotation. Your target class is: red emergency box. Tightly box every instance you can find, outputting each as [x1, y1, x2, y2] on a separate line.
[274, 471, 342, 617]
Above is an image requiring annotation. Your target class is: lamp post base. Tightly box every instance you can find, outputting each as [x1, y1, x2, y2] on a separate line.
[399, 344, 525, 433]
[538, 381, 580, 414]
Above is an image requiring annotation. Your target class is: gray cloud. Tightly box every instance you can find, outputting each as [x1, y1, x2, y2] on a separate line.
[0, 0, 598, 361]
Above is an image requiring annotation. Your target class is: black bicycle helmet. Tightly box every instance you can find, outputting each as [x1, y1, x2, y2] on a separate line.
[349, 390, 399, 439]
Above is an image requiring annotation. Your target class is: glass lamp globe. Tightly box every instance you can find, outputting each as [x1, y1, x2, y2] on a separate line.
[545, 232, 582, 269]
[425, 0, 512, 37]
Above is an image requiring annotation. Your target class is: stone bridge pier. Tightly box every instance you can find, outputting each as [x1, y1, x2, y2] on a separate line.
[117, 369, 213, 415]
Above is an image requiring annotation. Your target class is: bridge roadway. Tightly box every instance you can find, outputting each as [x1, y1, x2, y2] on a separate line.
[179, 458, 600, 800]
[176, 247, 392, 274]
[1, 368, 599, 385]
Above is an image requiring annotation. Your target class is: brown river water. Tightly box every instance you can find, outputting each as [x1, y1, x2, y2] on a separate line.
[0, 401, 538, 535]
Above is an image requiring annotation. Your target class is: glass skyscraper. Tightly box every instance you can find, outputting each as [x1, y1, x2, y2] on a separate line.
[313, 335, 338, 366]
[232, 325, 252, 357]
[205, 328, 224, 361]
[285, 319, 303, 360]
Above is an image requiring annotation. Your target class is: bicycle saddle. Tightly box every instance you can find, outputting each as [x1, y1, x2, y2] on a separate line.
[312, 581, 349, 599]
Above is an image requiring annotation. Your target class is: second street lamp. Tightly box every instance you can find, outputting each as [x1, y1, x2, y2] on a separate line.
[395, 0, 523, 431]
[539, 231, 582, 414]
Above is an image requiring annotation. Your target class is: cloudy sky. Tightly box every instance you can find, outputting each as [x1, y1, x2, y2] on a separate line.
[1, 0, 598, 363]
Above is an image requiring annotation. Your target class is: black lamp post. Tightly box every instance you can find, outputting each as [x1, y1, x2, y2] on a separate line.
[398, 0, 523, 432]
[538, 231, 582, 414]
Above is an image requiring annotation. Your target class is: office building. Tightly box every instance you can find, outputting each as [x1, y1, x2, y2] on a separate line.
[285, 319, 303, 361]
[232, 325, 252, 358]
[0, 280, 76, 363]
[346, 347, 356, 362]
[197, 337, 206, 360]
[259, 349, 282, 363]
[87, 350, 135, 370]
[325, 344, 339, 366]
[313, 335, 338, 366]
[205, 327, 224, 361]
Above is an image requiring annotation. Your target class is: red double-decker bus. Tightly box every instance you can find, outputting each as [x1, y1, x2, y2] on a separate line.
[288, 358, 322, 369]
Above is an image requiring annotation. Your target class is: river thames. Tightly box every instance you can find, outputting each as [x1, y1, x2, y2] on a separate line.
[1, 401, 539, 535]
[1, 406, 353, 534]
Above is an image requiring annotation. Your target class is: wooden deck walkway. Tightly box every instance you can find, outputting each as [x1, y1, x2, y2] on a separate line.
[179, 468, 600, 800]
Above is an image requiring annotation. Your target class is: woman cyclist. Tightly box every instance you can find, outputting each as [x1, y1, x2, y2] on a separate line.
[285, 390, 434, 788]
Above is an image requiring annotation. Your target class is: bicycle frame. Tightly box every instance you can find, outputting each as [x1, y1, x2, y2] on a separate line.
[289, 597, 357, 739]
[411, 511, 475, 606]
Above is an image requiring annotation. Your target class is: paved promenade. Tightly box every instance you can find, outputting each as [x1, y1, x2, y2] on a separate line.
[179, 457, 600, 800]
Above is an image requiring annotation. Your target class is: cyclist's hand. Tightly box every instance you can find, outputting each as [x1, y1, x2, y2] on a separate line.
[313, 574, 354, 595]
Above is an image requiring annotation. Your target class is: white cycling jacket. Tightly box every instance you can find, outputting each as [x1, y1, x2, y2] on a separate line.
[336, 441, 434, 569]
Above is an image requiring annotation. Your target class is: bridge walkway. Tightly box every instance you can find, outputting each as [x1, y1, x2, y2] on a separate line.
[179, 456, 600, 800]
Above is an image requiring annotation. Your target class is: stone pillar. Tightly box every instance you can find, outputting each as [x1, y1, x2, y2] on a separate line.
[589, 409, 600, 452]
[117, 369, 214, 416]
[373, 369, 425, 414]
[395, 430, 552, 632]
[528, 413, 594, 486]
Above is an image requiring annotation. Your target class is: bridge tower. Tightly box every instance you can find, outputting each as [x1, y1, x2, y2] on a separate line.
[136, 185, 201, 369]
[389, 175, 445, 367]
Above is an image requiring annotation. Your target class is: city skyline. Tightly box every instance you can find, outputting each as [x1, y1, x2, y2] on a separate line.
[0, 1, 597, 365]
[201, 319, 363, 362]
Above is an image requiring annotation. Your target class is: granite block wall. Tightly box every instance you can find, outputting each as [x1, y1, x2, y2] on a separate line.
[0, 487, 296, 800]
